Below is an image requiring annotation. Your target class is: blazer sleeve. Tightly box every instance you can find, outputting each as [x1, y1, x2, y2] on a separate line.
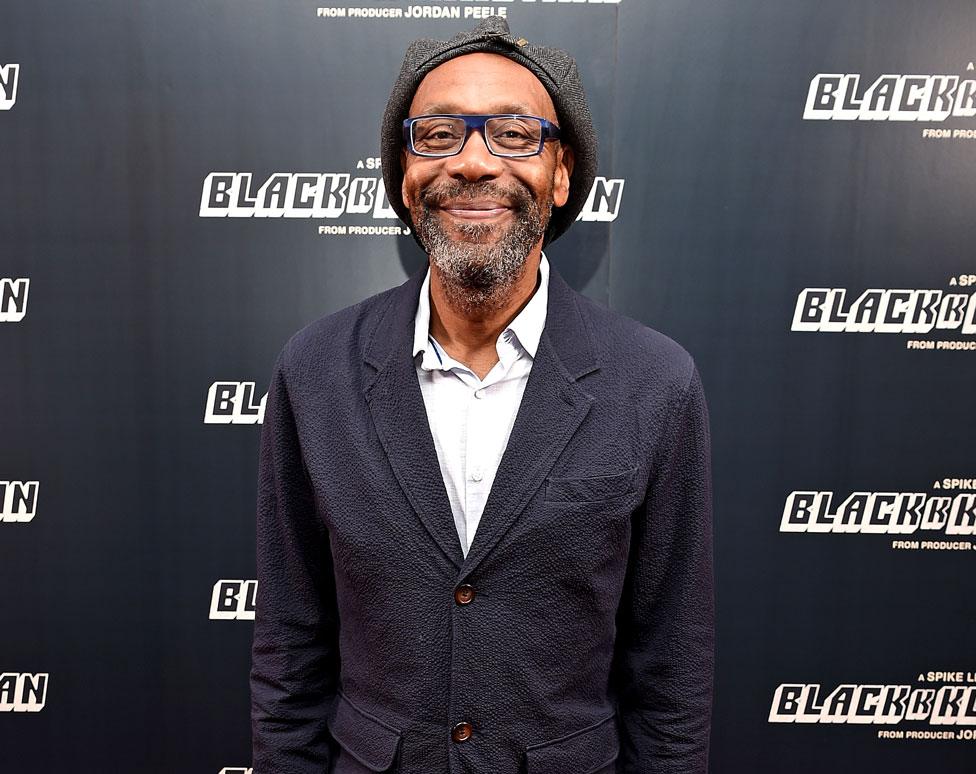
[611, 362, 715, 774]
[251, 349, 340, 773]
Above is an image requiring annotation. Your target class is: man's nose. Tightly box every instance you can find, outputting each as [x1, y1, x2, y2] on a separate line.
[442, 128, 506, 181]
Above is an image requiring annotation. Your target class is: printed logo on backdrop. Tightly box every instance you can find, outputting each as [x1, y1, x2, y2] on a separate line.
[781, 479, 976, 553]
[315, 0, 621, 22]
[0, 64, 19, 110]
[1, 278, 30, 322]
[0, 673, 48, 712]
[804, 62, 976, 141]
[199, 163, 625, 237]
[204, 382, 266, 425]
[210, 580, 257, 620]
[792, 275, 976, 352]
[770, 672, 976, 742]
[1, 481, 39, 523]
[199, 164, 406, 237]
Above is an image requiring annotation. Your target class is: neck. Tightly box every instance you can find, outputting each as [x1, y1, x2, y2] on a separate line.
[427, 244, 542, 377]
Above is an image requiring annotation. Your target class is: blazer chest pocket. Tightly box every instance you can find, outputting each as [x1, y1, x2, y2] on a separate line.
[327, 691, 402, 773]
[524, 712, 619, 774]
[545, 467, 638, 504]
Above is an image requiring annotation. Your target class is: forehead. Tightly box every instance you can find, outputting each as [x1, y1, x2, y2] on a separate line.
[409, 52, 557, 121]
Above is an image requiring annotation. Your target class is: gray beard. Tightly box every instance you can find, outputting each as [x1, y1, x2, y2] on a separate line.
[413, 180, 552, 316]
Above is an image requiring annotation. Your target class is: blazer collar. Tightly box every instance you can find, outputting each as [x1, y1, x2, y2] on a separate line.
[362, 258, 600, 575]
[365, 258, 599, 379]
[412, 252, 552, 367]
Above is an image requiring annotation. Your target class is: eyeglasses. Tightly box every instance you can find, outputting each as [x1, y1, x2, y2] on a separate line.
[402, 114, 561, 158]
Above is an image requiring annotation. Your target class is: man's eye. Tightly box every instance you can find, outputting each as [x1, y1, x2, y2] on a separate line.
[489, 120, 540, 151]
[417, 124, 461, 139]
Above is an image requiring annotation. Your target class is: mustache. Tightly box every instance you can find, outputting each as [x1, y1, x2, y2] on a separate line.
[418, 179, 536, 211]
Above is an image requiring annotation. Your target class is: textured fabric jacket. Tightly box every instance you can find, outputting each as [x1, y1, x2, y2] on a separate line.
[250, 262, 714, 774]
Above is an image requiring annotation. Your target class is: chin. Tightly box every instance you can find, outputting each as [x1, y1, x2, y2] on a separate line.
[447, 222, 499, 245]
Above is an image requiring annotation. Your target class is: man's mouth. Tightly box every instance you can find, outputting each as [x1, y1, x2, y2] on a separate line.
[439, 199, 512, 220]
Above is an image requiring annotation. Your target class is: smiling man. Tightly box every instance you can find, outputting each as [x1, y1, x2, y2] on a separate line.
[400, 52, 571, 344]
[251, 17, 714, 774]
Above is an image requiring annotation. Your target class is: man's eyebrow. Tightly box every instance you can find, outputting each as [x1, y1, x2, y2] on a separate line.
[414, 103, 538, 116]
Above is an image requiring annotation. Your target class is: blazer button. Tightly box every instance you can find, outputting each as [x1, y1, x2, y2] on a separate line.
[454, 584, 476, 605]
[451, 721, 473, 742]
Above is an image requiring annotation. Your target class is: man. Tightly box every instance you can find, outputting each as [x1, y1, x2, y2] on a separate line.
[251, 17, 713, 774]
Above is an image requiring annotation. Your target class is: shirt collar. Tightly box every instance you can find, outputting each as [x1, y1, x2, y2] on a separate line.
[412, 252, 550, 370]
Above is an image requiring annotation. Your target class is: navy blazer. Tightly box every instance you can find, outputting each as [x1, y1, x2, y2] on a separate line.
[251, 262, 714, 774]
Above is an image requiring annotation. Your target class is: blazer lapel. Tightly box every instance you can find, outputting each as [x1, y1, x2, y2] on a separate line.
[363, 266, 465, 569]
[459, 266, 601, 579]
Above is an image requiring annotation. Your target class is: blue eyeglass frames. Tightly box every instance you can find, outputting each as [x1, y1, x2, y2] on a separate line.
[402, 114, 562, 158]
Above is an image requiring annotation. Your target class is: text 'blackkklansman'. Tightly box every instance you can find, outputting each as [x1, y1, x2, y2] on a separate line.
[0, 480, 38, 523]
[0, 64, 18, 110]
[781, 491, 976, 535]
[805, 74, 976, 121]
[792, 288, 976, 334]
[770, 683, 976, 726]
[204, 382, 266, 425]
[199, 172, 625, 222]
[0, 673, 48, 712]
[0, 278, 29, 322]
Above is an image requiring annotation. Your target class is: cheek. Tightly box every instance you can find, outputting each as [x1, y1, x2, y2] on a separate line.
[528, 171, 557, 208]
[522, 159, 562, 207]
[401, 171, 417, 209]
[401, 165, 436, 209]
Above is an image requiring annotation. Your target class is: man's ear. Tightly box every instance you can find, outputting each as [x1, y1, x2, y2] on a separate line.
[552, 144, 575, 209]
[400, 149, 411, 207]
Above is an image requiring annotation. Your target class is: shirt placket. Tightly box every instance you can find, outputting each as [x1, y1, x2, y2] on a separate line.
[463, 380, 491, 553]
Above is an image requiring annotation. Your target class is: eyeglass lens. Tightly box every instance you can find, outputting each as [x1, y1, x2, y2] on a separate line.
[411, 116, 543, 156]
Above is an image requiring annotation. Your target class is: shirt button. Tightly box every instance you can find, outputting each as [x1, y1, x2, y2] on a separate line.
[470, 468, 483, 482]
[451, 721, 473, 742]
[454, 584, 476, 605]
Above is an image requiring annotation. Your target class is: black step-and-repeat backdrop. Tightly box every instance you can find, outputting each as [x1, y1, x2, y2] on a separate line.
[3, 1, 975, 772]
